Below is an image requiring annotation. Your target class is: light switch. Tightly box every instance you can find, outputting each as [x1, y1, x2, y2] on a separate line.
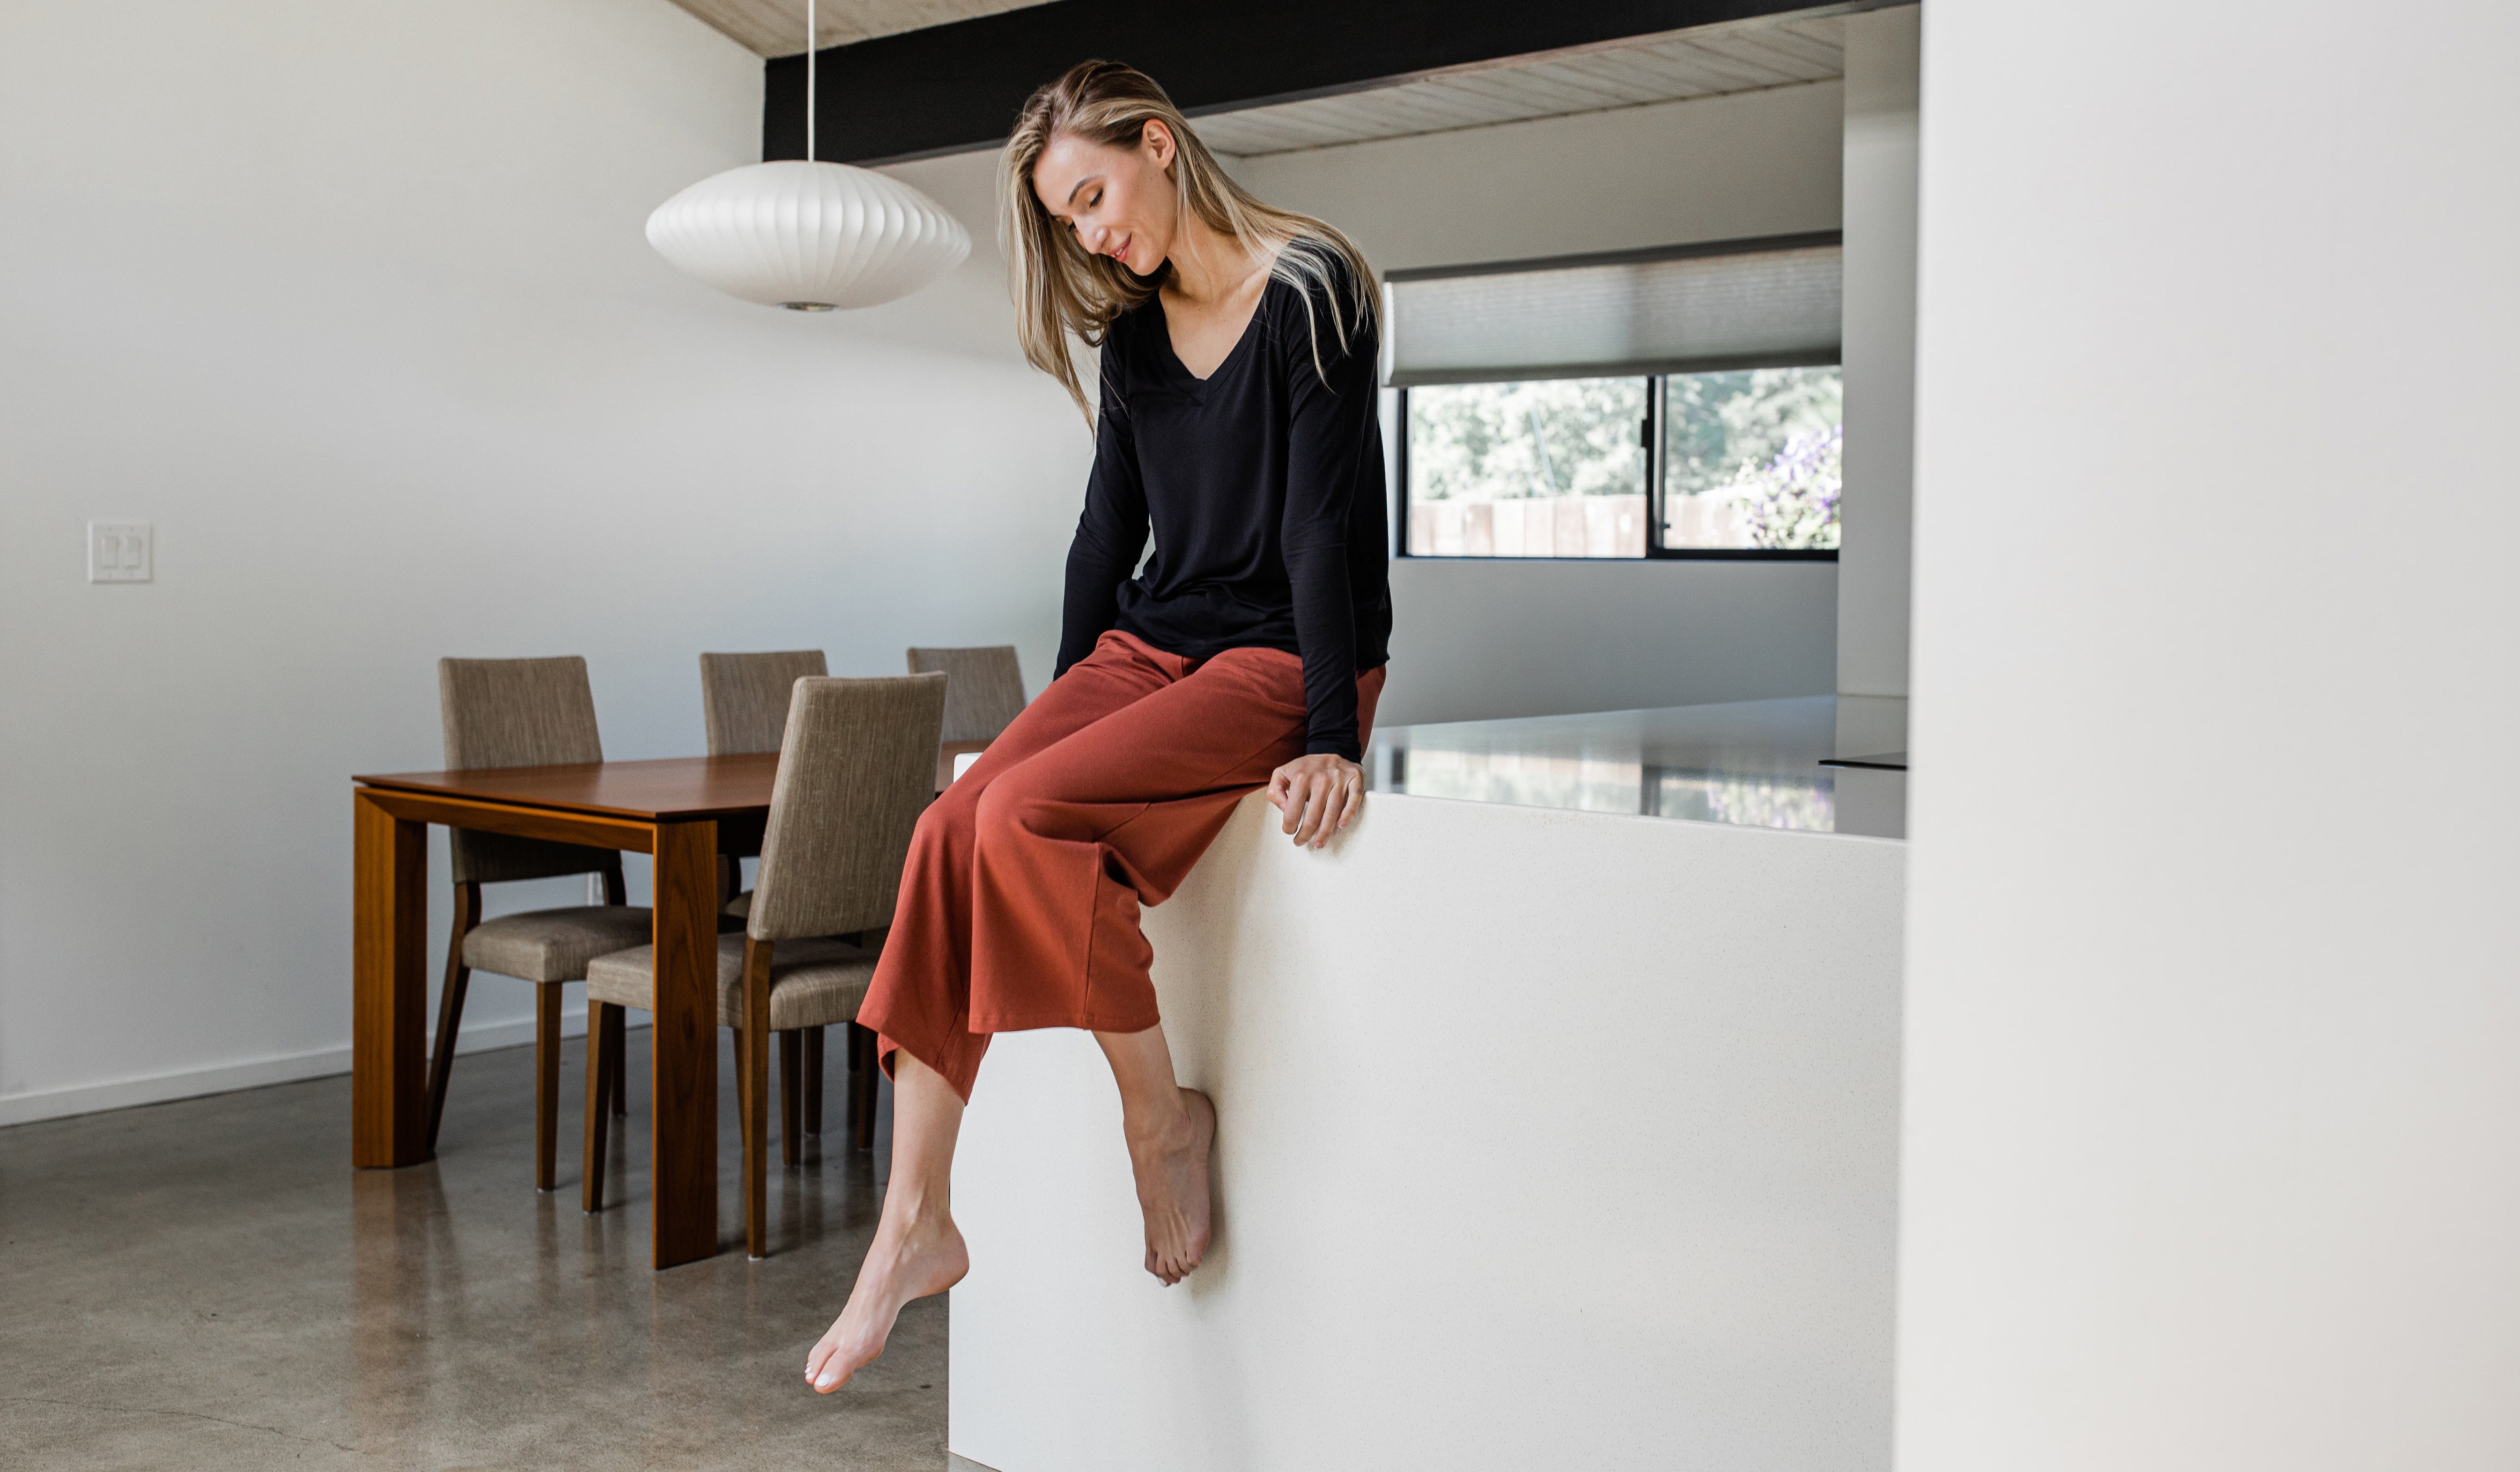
[88, 521, 152, 583]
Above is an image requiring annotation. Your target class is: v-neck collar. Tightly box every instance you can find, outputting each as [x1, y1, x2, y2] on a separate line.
[1153, 275, 1271, 389]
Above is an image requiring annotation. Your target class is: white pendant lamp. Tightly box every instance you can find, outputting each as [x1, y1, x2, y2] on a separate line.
[646, 0, 970, 311]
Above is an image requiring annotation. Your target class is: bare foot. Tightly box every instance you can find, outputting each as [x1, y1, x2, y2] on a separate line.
[805, 1209, 969, 1394]
[1129, 1087, 1215, 1286]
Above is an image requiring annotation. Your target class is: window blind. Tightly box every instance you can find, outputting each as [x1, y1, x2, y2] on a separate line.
[1381, 232, 1842, 388]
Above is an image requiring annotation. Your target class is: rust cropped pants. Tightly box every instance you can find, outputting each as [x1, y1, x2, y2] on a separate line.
[857, 629, 1386, 1101]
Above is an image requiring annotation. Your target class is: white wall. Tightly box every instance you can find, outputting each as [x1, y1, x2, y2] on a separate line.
[1232, 82, 1849, 725]
[0, 0, 1081, 1121]
[1837, 9, 1918, 702]
[1900, 4, 2520, 1469]
[1380, 560, 1837, 725]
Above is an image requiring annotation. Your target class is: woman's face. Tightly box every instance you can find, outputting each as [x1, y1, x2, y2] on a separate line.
[1033, 120, 1177, 277]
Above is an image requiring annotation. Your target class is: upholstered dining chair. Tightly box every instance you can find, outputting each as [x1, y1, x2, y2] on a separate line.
[583, 672, 946, 1257]
[431, 656, 649, 1190]
[906, 645, 1027, 744]
[700, 650, 828, 919]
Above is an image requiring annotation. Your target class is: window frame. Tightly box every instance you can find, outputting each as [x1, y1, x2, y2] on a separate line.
[1394, 373, 1843, 563]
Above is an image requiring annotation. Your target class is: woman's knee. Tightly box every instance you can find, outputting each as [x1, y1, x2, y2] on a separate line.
[972, 764, 1072, 847]
[916, 776, 986, 850]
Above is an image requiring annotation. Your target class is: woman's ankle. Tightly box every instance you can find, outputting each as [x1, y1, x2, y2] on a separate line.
[1122, 1095, 1195, 1155]
[879, 1184, 953, 1237]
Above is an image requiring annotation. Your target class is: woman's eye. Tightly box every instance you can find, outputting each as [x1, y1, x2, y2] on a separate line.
[1088, 191, 1103, 209]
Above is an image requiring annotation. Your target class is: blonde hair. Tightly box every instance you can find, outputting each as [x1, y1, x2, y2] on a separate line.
[1001, 59, 1378, 422]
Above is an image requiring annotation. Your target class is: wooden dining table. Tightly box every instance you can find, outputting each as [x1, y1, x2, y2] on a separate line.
[350, 739, 985, 1269]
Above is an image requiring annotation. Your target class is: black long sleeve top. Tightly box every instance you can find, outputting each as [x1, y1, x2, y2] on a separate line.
[1054, 259, 1394, 761]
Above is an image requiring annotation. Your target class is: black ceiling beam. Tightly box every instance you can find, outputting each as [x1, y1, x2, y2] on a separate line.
[766, 0, 1855, 166]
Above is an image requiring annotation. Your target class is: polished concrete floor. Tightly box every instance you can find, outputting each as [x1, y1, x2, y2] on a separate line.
[0, 1028, 968, 1470]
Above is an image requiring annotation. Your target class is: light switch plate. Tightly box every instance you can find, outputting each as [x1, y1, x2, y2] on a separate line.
[89, 521, 152, 583]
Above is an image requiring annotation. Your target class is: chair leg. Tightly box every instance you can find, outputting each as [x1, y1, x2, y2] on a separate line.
[731, 1008, 751, 1167]
[583, 1001, 616, 1213]
[423, 881, 481, 1154]
[848, 1021, 878, 1152]
[743, 938, 773, 1258]
[778, 1030, 803, 1168]
[604, 1006, 628, 1116]
[533, 985, 563, 1191]
[802, 1026, 825, 1138]
[598, 865, 631, 1115]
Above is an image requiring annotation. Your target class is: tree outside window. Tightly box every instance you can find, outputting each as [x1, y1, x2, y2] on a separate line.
[1404, 366, 1842, 558]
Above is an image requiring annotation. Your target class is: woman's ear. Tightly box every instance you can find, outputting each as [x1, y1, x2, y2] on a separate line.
[1141, 118, 1177, 172]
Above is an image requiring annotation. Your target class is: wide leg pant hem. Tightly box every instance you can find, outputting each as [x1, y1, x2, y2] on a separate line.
[965, 1005, 1165, 1036]
[870, 996, 1165, 1102]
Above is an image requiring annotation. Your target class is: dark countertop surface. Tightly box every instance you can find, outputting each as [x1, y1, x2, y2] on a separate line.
[1367, 695, 1907, 838]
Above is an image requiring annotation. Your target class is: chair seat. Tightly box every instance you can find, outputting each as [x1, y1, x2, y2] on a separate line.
[585, 934, 877, 1033]
[724, 890, 752, 920]
[461, 905, 653, 984]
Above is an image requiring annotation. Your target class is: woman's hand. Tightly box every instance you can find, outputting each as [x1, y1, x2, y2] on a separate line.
[1267, 753, 1365, 849]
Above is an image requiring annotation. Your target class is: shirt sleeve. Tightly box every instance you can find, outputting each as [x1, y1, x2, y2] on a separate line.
[1279, 272, 1380, 761]
[1056, 337, 1149, 679]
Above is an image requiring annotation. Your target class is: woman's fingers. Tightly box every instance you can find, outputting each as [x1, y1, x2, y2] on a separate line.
[1272, 760, 1364, 848]
[1297, 776, 1333, 846]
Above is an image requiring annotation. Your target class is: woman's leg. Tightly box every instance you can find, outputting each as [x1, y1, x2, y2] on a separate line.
[858, 630, 1190, 1097]
[817, 643, 1385, 1385]
[805, 1051, 968, 1393]
[1095, 1023, 1217, 1286]
[816, 635, 1193, 1391]
[964, 648, 1372, 1283]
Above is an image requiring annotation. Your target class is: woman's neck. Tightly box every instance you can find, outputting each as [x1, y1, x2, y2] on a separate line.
[1163, 215, 1269, 305]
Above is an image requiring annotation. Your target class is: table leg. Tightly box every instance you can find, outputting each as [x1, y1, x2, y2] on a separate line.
[650, 818, 721, 1268]
[352, 789, 428, 1167]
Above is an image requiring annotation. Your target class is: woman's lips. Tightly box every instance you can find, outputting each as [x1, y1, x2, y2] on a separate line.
[1111, 234, 1132, 267]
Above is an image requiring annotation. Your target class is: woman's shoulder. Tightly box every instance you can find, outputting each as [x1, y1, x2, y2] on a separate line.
[1263, 237, 1379, 364]
[1103, 294, 1157, 347]
[1270, 238, 1372, 311]
[1096, 296, 1160, 391]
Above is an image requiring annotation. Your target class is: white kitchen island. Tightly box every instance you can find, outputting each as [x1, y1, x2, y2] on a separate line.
[947, 698, 1906, 1472]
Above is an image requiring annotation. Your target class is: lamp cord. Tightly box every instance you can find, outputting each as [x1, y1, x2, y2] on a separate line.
[806, 0, 816, 163]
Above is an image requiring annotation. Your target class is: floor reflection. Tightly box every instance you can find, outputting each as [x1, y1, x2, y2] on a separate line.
[3, 1027, 951, 1471]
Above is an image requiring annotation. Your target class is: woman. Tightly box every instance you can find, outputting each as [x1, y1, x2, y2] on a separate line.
[806, 59, 1392, 1394]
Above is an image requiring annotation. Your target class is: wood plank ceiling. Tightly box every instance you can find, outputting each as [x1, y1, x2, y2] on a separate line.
[676, 1, 1855, 159]
[669, 0, 1056, 56]
[1192, 13, 1849, 158]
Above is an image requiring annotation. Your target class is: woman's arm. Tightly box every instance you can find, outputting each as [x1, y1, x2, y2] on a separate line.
[1056, 343, 1149, 678]
[1271, 272, 1380, 847]
[1278, 280, 1378, 761]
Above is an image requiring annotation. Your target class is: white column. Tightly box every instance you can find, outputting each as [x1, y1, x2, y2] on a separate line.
[1899, 2, 2520, 1468]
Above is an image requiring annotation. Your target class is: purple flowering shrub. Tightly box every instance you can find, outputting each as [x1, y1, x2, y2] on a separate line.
[1728, 424, 1843, 550]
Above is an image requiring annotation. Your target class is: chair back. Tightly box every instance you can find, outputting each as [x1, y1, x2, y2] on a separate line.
[749, 673, 947, 942]
[906, 645, 1026, 744]
[438, 656, 613, 886]
[700, 650, 829, 756]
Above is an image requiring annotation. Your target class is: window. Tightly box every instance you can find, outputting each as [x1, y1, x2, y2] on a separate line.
[1386, 233, 1841, 561]
[1399, 368, 1843, 559]
[1657, 365, 1842, 553]
[1404, 378, 1648, 558]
